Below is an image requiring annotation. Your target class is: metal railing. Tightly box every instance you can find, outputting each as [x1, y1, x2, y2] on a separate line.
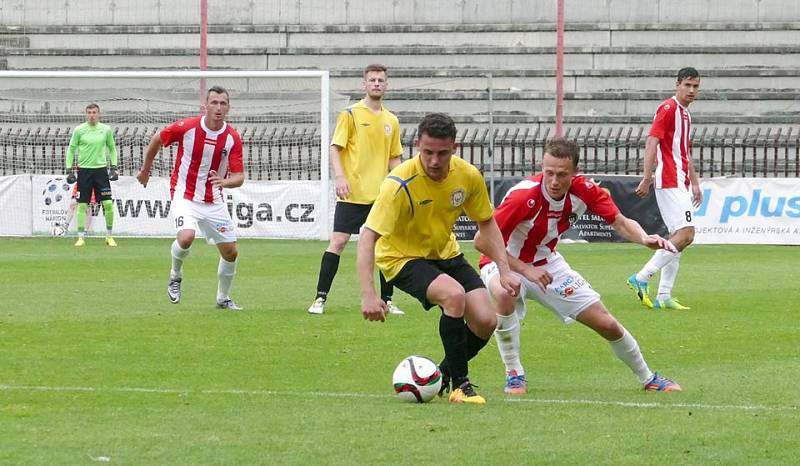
[1, 125, 798, 179]
[404, 126, 800, 178]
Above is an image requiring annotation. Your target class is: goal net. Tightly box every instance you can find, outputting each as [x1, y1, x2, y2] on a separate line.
[0, 70, 344, 239]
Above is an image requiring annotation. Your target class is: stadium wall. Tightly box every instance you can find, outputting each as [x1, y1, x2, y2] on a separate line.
[2, 0, 799, 25]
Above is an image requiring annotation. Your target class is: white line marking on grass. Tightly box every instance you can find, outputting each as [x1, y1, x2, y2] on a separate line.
[505, 397, 799, 412]
[1, 384, 796, 412]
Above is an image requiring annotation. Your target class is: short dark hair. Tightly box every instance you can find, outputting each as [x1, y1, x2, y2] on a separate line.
[206, 85, 230, 100]
[417, 113, 457, 141]
[364, 64, 388, 77]
[85, 103, 100, 111]
[677, 67, 700, 82]
[544, 137, 580, 169]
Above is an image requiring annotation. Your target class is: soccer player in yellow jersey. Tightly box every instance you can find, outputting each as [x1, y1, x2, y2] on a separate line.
[357, 113, 521, 404]
[308, 64, 405, 315]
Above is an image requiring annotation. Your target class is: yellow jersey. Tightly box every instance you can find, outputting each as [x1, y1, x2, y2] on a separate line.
[365, 154, 493, 280]
[331, 99, 403, 204]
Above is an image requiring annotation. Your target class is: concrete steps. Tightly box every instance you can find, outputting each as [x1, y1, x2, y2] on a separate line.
[3, 22, 800, 49]
[1, 19, 798, 131]
[3, 44, 799, 70]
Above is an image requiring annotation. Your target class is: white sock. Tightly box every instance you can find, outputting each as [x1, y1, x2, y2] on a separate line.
[170, 240, 190, 280]
[494, 313, 524, 375]
[636, 249, 678, 282]
[608, 329, 652, 384]
[657, 252, 681, 300]
[216, 257, 237, 302]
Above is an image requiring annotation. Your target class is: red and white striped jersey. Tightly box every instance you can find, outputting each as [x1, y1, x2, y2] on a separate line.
[161, 116, 244, 204]
[479, 174, 619, 268]
[649, 96, 692, 190]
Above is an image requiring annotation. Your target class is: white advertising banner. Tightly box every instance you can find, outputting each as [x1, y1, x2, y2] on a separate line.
[26, 175, 323, 239]
[693, 178, 800, 244]
[0, 175, 32, 236]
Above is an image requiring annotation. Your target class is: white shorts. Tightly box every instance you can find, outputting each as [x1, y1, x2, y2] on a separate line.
[480, 252, 600, 325]
[171, 197, 237, 245]
[655, 188, 695, 233]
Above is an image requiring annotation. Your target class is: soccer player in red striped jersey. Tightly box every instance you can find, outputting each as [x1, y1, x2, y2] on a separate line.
[628, 67, 702, 311]
[136, 85, 245, 310]
[478, 138, 682, 393]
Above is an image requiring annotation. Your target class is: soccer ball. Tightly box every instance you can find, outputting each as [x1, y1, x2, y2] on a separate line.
[392, 355, 442, 403]
[50, 224, 67, 237]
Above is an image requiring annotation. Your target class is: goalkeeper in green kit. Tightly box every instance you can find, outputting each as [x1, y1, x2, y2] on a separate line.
[65, 103, 119, 247]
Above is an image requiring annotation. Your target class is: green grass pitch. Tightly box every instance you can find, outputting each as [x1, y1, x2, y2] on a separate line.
[1, 238, 798, 464]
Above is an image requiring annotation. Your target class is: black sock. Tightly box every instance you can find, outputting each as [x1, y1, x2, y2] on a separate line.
[439, 314, 468, 387]
[464, 325, 490, 361]
[315, 251, 340, 300]
[379, 271, 393, 302]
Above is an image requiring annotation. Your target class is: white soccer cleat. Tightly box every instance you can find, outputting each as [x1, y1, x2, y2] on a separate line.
[308, 297, 325, 315]
[167, 277, 182, 304]
[386, 300, 405, 316]
[216, 298, 243, 311]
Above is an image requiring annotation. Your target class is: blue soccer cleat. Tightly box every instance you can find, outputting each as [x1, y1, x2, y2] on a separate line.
[627, 274, 653, 308]
[504, 369, 528, 395]
[644, 372, 682, 392]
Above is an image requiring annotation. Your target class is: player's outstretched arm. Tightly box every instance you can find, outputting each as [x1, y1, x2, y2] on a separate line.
[475, 230, 551, 292]
[136, 133, 163, 187]
[356, 227, 388, 322]
[611, 213, 676, 252]
[475, 217, 520, 297]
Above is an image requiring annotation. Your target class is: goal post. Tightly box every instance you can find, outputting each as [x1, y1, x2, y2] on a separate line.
[0, 70, 339, 240]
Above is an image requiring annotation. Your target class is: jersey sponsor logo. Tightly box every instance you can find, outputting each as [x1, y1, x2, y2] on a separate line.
[450, 188, 465, 207]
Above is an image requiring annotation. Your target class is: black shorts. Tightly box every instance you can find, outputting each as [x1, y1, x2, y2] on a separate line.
[389, 254, 485, 310]
[77, 167, 112, 203]
[333, 201, 373, 234]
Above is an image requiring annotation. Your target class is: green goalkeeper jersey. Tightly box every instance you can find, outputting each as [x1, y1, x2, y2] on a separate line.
[66, 122, 118, 169]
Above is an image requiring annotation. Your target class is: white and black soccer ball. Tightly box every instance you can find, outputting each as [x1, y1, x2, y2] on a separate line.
[50, 223, 67, 237]
[392, 355, 442, 403]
